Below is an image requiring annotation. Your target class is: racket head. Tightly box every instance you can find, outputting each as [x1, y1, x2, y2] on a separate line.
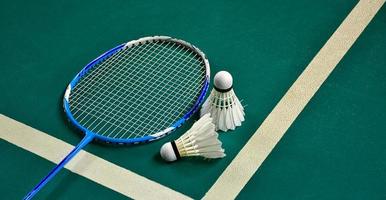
[63, 36, 210, 144]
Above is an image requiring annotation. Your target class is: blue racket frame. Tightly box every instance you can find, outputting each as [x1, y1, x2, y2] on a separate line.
[24, 36, 210, 199]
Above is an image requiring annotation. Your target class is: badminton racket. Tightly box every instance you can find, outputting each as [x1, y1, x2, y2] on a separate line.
[24, 36, 210, 199]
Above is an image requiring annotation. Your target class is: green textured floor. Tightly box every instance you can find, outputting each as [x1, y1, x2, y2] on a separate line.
[1, 0, 385, 199]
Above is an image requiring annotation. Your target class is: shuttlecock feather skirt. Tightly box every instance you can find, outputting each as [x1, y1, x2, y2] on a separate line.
[200, 89, 245, 131]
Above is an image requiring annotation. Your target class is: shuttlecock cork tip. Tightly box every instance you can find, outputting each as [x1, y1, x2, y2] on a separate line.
[214, 71, 233, 92]
[160, 141, 180, 162]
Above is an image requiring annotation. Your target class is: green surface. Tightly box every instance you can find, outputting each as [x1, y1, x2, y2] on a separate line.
[1, 0, 385, 199]
[238, 4, 386, 199]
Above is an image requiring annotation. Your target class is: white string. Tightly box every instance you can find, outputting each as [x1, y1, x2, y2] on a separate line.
[71, 76, 205, 137]
[72, 42, 163, 104]
[69, 40, 206, 139]
[94, 51, 201, 136]
[94, 46, 199, 137]
[71, 43, 154, 102]
[113, 58, 204, 137]
[114, 70, 204, 139]
[72, 42, 171, 118]
[77, 42, 182, 127]
[72, 44, 193, 113]
[71, 42, 163, 115]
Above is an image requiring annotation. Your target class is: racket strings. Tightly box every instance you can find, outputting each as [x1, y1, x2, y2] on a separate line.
[71, 43, 163, 121]
[118, 74, 203, 138]
[69, 40, 206, 139]
[99, 45, 204, 138]
[104, 49, 204, 137]
[71, 41, 168, 132]
[93, 44, 193, 107]
[70, 44, 152, 116]
[73, 74, 204, 140]
[75, 72, 204, 139]
[72, 41, 173, 112]
[89, 49, 199, 136]
[73, 42, 169, 132]
[77, 65, 203, 138]
[71, 42, 159, 108]
[73, 41, 181, 127]
[119, 63, 205, 136]
[114, 71, 205, 139]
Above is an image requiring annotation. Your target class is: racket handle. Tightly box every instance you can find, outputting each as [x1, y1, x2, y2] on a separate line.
[23, 134, 94, 200]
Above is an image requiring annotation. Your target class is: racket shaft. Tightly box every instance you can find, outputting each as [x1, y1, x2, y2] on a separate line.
[24, 134, 94, 199]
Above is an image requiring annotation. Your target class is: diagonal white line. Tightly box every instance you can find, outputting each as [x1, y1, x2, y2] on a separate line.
[203, 0, 385, 199]
[0, 114, 192, 200]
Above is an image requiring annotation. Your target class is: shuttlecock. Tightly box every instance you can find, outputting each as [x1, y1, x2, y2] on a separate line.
[160, 114, 225, 162]
[200, 71, 245, 132]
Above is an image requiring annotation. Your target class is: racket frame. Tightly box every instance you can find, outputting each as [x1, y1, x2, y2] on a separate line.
[63, 36, 210, 144]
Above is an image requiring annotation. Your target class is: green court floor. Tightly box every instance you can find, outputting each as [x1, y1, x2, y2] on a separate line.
[1, 0, 385, 199]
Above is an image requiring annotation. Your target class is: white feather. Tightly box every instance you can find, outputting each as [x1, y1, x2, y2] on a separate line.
[200, 88, 245, 132]
[174, 114, 225, 159]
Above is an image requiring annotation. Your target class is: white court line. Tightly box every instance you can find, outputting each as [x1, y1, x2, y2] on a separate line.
[0, 114, 192, 200]
[203, 0, 385, 199]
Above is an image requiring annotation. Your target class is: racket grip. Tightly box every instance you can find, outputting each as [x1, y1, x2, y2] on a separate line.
[23, 134, 94, 200]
